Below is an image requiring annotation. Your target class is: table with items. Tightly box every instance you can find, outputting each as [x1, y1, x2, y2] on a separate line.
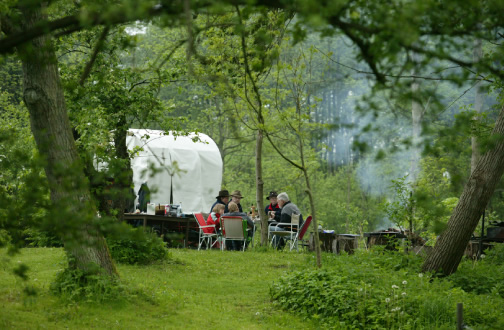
[124, 213, 199, 248]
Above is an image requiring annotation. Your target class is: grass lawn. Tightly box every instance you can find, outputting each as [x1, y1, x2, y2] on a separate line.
[0, 247, 317, 329]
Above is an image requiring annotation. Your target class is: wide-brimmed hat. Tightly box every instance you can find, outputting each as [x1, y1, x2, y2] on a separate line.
[216, 190, 230, 199]
[266, 191, 278, 200]
[230, 190, 244, 198]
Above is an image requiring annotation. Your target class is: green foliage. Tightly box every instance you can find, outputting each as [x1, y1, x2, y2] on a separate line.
[51, 266, 123, 303]
[383, 159, 463, 237]
[271, 250, 504, 329]
[448, 245, 504, 298]
[383, 175, 415, 230]
[0, 89, 53, 252]
[485, 243, 504, 265]
[22, 228, 63, 248]
[0, 229, 10, 247]
[4, 0, 504, 292]
[106, 226, 169, 265]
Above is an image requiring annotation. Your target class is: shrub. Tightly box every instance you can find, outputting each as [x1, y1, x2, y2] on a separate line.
[106, 226, 169, 265]
[22, 228, 63, 247]
[270, 250, 504, 329]
[448, 254, 504, 298]
[51, 266, 123, 302]
[485, 243, 504, 265]
[0, 229, 11, 247]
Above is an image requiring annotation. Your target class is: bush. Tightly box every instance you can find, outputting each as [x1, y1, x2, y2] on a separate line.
[51, 266, 123, 302]
[0, 229, 11, 247]
[106, 226, 169, 265]
[22, 228, 63, 247]
[448, 253, 504, 298]
[485, 243, 504, 265]
[270, 250, 504, 329]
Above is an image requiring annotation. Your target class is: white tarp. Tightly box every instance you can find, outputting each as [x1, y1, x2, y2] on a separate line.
[127, 129, 222, 214]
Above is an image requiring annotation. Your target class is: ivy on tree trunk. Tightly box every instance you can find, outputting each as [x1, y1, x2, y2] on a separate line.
[19, 5, 117, 278]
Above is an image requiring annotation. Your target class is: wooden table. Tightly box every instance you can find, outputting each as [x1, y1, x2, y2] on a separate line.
[124, 214, 197, 248]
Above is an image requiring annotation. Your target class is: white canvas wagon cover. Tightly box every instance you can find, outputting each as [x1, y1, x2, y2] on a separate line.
[127, 129, 222, 214]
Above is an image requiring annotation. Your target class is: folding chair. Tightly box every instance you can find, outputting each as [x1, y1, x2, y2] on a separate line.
[290, 215, 312, 251]
[220, 216, 247, 251]
[193, 213, 218, 250]
[269, 213, 300, 249]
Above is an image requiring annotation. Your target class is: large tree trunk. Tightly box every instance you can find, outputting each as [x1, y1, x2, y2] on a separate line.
[20, 6, 117, 277]
[422, 105, 504, 276]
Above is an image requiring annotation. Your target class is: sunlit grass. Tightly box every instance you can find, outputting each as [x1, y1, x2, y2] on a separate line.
[0, 247, 317, 329]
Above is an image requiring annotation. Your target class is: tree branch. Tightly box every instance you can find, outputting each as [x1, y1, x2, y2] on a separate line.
[79, 25, 110, 86]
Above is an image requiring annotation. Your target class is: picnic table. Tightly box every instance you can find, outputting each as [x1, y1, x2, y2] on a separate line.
[124, 213, 199, 248]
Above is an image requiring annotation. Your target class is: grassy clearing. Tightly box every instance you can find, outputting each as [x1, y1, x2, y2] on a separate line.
[0, 247, 317, 329]
[3, 246, 503, 329]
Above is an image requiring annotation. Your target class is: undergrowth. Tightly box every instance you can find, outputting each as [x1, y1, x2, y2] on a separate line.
[448, 244, 504, 298]
[270, 248, 504, 329]
[51, 266, 125, 303]
[106, 225, 169, 265]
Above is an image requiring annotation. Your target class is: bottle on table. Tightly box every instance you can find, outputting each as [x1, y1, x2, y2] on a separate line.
[250, 204, 256, 218]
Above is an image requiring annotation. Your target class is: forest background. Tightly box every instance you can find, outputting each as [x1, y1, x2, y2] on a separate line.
[1, 0, 504, 276]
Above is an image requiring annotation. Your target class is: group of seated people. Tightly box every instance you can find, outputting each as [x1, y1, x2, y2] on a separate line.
[207, 190, 253, 250]
[206, 189, 303, 250]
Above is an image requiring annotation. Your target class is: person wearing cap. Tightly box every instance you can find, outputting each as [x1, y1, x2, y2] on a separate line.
[265, 191, 281, 221]
[224, 190, 244, 213]
[210, 189, 230, 213]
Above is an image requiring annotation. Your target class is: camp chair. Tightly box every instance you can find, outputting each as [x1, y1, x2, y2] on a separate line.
[290, 215, 312, 251]
[193, 213, 218, 250]
[268, 213, 300, 249]
[220, 216, 247, 251]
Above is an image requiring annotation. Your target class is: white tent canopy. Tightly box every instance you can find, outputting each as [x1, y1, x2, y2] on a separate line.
[127, 129, 223, 214]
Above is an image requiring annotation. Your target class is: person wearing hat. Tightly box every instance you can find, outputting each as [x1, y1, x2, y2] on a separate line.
[224, 190, 244, 213]
[210, 189, 230, 213]
[265, 191, 281, 222]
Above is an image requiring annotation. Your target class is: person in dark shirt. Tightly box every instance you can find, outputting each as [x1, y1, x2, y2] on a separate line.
[224, 190, 244, 213]
[264, 191, 281, 221]
[210, 190, 230, 213]
[269, 192, 303, 249]
[137, 182, 150, 212]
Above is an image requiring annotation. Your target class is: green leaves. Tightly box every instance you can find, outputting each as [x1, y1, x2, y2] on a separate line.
[271, 249, 504, 328]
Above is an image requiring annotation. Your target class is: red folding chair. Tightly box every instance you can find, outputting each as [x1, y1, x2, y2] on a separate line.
[290, 215, 312, 251]
[193, 213, 218, 250]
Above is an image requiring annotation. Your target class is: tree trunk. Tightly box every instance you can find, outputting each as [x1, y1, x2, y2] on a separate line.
[112, 115, 133, 222]
[255, 129, 267, 245]
[303, 166, 322, 268]
[471, 38, 483, 173]
[422, 105, 504, 276]
[410, 76, 423, 183]
[20, 6, 117, 277]
[299, 135, 322, 267]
